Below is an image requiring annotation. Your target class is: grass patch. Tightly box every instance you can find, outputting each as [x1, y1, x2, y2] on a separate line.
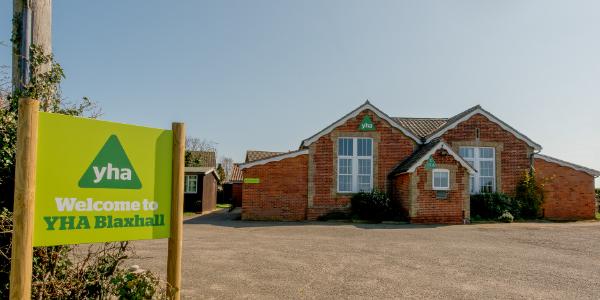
[216, 203, 231, 209]
[183, 212, 198, 216]
[596, 212, 600, 220]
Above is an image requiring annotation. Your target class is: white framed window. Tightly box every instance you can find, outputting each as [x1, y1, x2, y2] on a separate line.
[184, 175, 198, 193]
[459, 147, 495, 194]
[432, 169, 450, 190]
[337, 137, 373, 193]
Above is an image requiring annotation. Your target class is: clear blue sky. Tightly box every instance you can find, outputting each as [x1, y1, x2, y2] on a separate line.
[1, 1, 599, 186]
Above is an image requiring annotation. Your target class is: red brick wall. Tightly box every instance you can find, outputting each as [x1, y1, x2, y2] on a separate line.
[535, 158, 596, 219]
[410, 150, 469, 224]
[442, 113, 533, 195]
[308, 109, 417, 220]
[242, 154, 308, 221]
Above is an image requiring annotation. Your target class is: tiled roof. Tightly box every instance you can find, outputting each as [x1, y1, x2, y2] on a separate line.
[389, 138, 476, 176]
[392, 117, 448, 138]
[391, 106, 481, 140]
[227, 163, 243, 182]
[240, 149, 309, 169]
[245, 150, 284, 163]
[389, 139, 443, 175]
[423, 105, 481, 140]
[187, 151, 216, 167]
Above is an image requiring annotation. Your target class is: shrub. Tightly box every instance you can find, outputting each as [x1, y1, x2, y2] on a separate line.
[110, 268, 162, 300]
[0, 208, 168, 299]
[514, 171, 545, 219]
[498, 211, 514, 223]
[470, 193, 515, 220]
[350, 190, 396, 221]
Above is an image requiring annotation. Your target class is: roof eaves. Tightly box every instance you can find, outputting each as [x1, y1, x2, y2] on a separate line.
[300, 101, 422, 148]
[534, 154, 600, 177]
[390, 139, 477, 176]
[425, 105, 542, 151]
[239, 149, 309, 169]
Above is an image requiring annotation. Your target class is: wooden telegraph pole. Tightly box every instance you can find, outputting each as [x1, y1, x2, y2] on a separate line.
[167, 123, 185, 299]
[12, 0, 52, 90]
[10, 1, 52, 299]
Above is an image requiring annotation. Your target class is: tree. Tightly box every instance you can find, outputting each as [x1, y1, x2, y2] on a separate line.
[185, 137, 216, 167]
[219, 157, 233, 181]
[0, 47, 100, 209]
[216, 164, 226, 184]
[185, 137, 216, 152]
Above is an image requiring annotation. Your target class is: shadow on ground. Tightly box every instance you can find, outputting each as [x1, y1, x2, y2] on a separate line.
[183, 208, 447, 230]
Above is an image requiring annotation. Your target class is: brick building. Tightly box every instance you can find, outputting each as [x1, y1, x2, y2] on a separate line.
[240, 102, 599, 223]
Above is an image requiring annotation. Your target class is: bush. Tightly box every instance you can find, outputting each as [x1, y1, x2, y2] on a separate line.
[498, 211, 514, 223]
[350, 190, 396, 221]
[0, 209, 168, 299]
[110, 268, 163, 300]
[470, 193, 515, 220]
[514, 171, 544, 219]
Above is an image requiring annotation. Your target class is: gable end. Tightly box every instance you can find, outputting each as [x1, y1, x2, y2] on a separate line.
[300, 101, 422, 148]
[425, 106, 542, 151]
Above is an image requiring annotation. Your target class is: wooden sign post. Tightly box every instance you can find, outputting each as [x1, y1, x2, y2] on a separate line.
[9, 98, 39, 300]
[167, 123, 185, 299]
[9, 99, 185, 300]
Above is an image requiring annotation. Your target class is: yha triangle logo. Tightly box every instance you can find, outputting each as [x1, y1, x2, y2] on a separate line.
[359, 115, 376, 131]
[78, 135, 142, 189]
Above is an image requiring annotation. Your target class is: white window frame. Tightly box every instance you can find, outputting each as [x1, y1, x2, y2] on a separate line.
[432, 169, 450, 190]
[459, 147, 496, 194]
[337, 137, 373, 193]
[184, 175, 198, 194]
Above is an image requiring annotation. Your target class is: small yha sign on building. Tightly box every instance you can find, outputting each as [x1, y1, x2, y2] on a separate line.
[359, 115, 376, 131]
[34, 112, 173, 246]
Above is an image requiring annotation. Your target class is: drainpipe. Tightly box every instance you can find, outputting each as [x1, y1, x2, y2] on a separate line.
[529, 149, 541, 175]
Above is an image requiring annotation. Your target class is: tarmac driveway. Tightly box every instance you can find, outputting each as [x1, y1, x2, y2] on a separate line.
[128, 210, 600, 299]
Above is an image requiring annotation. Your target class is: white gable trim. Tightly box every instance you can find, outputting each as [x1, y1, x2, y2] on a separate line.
[405, 142, 477, 174]
[239, 149, 309, 170]
[300, 102, 422, 147]
[534, 154, 600, 177]
[184, 167, 221, 180]
[425, 108, 542, 151]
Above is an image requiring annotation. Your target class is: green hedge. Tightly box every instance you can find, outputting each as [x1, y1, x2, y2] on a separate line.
[470, 193, 516, 220]
[471, 172, 545, 221]
[350, 190, 397, 222]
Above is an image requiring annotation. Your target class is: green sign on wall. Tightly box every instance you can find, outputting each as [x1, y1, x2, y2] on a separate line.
[34, 112, 173, 246]
[244, 178, 260, 184]
[359, 115, 376, 131]
[425, 156, 437, 170]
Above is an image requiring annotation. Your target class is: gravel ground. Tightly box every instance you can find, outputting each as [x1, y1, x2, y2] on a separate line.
[128, 209, 600, 299]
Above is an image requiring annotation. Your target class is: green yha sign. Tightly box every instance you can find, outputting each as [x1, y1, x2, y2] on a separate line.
[359, 115, 376, 131]
[34, 112, 173, 246]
